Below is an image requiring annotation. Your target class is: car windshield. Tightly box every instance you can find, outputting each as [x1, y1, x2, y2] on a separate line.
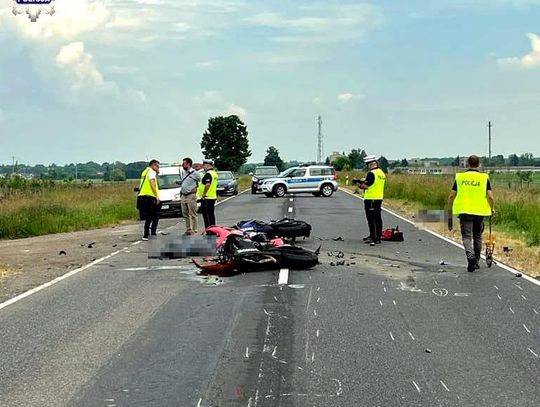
[158, 174, 180, 189]
[255, 168, 278, 176]
[278, 168, 295, 177]
[219, 172, 233, 180]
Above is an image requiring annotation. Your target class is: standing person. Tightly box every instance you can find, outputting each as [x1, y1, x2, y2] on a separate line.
[358, 155, 386, 244]
[447, 155, 495, 272]
[200, 159, 218, 229]
[137, 159, 161, 240]
[179, 157, 200, 236]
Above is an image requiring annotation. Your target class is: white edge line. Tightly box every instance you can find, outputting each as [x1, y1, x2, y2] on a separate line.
[339, 187, 540, 288]
[528, 348, 539, 358]
[0, 250, 123, 311]
[197, 398, 202, 407]
[440, 380, 450, 392]
[278, 268, 289, 285]
[0, 190, 250, 313]
[412, 381, 421, 393]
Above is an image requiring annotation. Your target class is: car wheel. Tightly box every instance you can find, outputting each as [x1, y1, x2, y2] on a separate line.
[321, 183, 334, 197]
[273, 184, 286, 198]
[312, 192, 321, 197]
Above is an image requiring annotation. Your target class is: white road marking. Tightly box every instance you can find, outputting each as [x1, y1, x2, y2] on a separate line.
[454, 293, 471, 297]
[288, 207, 293, 213]
[313, 309, 317, 316]
[274, 296, 278, 302]
[528, 348, 539, 358]
[247, 397, 253, 407]
[494, 285, 499, 290]
[533, 308, 539, 315]
[384, 287, 387, 293]
[390, 332, 395, 341]
[0, 249, 124, 311]
[497, 294, 502, 301]
[278, 269, 289, 285]
[332, 378, 343, 396]
[440, 380, 451, 392]
[509, 306, 515, 314]
[245, 347, 249, 358]
[316, 329, 320, 337]
[432, 288, 449, 297]
[311, 352, 315, 363]
[272, 346, 277, 357]
[317, 287, 320, 292]
[289, 198, 293, 202]
[523, 324, 531, 333]
[197, 398, 202, 407]
[514, 284, 523, 291]
[393, 300, 397, 306]
[340, 187, 540, 288]
[316, 297, 320, 303]
[412, 381, 421, 393]
[408, 331, 416, 341]
[263, 309, 271, 316]
[382, 281, 385, 285]
[379, 300, 383, 307]
[521, 295, 527, 301]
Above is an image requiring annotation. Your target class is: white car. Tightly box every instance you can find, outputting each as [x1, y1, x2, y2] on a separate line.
[260, 165, 338, 198]
[157, 165, 185, 217]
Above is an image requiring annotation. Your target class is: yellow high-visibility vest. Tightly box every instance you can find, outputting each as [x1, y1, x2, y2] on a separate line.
[138, 168, 159, 198]
[364, 168, 386, 199]
[196, 170, 205, 199]
[205, 169, 218, 199]
[452, 171, 492, 216]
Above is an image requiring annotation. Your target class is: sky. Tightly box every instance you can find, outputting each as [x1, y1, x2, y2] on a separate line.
[0, 0, 540, 165]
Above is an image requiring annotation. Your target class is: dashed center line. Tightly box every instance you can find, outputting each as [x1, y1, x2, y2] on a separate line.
[523, 324, 531, 333]
[408, 331, 416, 341]
[508, 306, 515, 314]
[514, 284, 523, 291]
[390, 332, 395, 341]
[379, 300, 383, 307]
[528, 348, 539, 358]
[494, 285, 499, 290]
[521, 295, 527, 301]
[533, 308, 539, 315]
[383, 287, 387, 293]
[497, 294, 502, 301]
[393, 300, 397, 306]
[412, 381, 421, 393]
[440, 380, 451, 392]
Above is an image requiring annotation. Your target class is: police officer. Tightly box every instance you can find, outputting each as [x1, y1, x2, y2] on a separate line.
[447, 155, 495, 272]
[358, 155, 386, 244]
[137, 159, 161, 240]
[200, 159, 218, 229]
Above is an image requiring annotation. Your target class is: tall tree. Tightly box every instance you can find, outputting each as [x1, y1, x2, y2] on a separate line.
[263, 146, 284, 171]
[508, 154, 519, 166]
[348, 149, 364, 169]
[378, 156, 390, 173]
[201, 115, 251, 171]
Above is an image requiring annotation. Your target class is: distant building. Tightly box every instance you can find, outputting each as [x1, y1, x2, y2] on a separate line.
[328, 152, 344, 164]
[408, 158, 440, 167]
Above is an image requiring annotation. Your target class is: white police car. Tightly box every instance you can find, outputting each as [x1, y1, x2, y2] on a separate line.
[260, 165, 338, 198]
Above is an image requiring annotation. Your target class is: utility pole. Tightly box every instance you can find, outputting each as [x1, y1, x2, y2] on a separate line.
[488, 121, 492, 161]
[317, 115, 323, 164]
[11, 156, 15, 175]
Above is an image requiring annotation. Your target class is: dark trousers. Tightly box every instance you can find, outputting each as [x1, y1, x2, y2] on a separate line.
[459, 214, 484, 262]
[139, 196, 161, 238]
[201, 198, 216, 229]
[364, 199, 383, 241]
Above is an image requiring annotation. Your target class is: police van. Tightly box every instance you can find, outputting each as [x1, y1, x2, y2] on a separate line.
[260, 165, 338, 198]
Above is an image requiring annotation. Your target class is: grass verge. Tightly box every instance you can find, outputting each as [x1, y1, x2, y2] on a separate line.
[0, 183, 138, 239]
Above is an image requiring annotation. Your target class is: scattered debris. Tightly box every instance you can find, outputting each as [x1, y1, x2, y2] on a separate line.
[330, 262, 336, 266]
[332, 236, 344, 241]
[503, 246, 512, 253]
[87, 242, 95, 249]
[336, 251, 345, 258]
[425, 348, 432, 354]
[439, 260, 448, 266]
[516, 273, 522, 278]
[112, 244, 117, 248]
[59, 250, 67, 256]
[437, 269, 446, 273]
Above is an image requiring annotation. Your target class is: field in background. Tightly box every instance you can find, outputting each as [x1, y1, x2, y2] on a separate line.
[338, 171, 540, 277]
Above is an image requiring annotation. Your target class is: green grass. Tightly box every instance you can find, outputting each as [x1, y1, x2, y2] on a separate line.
[0, 182, 138, 239]
[338, 171, 540, 247]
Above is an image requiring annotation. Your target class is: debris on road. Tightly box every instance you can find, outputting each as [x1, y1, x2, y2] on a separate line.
[58, 250, 66, 256]
[439, 260, 448, 265]
[332, 236, 344, 241]
[87, 242, 95, 249]
[425, 348, 432, 354]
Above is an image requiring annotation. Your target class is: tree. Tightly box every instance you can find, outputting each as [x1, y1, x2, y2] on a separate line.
[263, 146, 285, 171]
[378, 156, 389, 173]
[400, 158, 409, 167]
[333, 156, 350, 171]
[507, 154, 519, 167]
[201, 115, 251, 171]
[519, 153, 534, 166]
[112, 168, 126, 181]
[348, 149, 363, 169]
[103, 164, 112, 181]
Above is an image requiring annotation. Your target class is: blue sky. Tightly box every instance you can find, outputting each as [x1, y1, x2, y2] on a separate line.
[0, 0, 539, 165]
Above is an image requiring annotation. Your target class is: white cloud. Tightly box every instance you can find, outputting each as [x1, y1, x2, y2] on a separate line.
[195, 60, 218, 70]
[337, 93, 364, 102]
[498, 33, 540, 68]
[225, 104, 247, 118]
[56, 42, 104, 89]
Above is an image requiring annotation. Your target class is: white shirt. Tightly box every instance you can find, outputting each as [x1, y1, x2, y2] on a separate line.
[147, 167, 157, 181]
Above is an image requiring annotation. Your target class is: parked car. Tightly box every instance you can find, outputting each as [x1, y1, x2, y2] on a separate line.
[157, 165, 185, 217]
[260, 165, 338, 198]
[217, 171, 238, 196]
[250, 166, 279, 194]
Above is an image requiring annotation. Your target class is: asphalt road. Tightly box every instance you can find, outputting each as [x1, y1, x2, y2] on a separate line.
[0, 190, 539, 407]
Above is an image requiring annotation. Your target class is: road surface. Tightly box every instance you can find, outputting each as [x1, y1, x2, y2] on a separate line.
[1, 190, 539, 406]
